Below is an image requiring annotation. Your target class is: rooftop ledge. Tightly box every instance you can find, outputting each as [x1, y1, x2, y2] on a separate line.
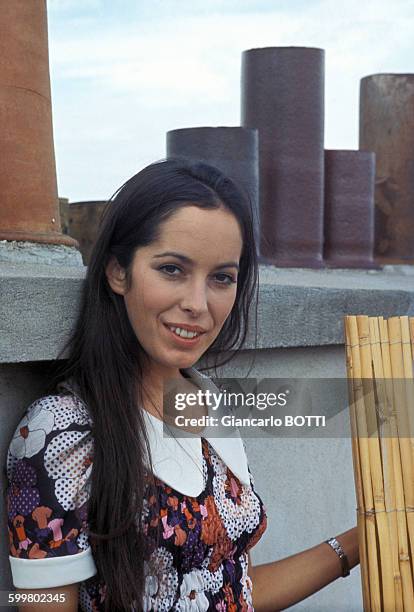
[1, 262, 413, 364]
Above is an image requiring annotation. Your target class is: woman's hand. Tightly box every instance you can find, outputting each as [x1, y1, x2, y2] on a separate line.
[248, 526, 359, 611]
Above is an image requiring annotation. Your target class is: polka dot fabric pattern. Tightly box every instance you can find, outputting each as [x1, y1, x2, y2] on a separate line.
[44, 431, 93, 511]
[6, 394, 93, 562]
[6, 392, 267, 611]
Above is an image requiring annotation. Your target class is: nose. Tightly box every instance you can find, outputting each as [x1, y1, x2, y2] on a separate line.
[180, 277, 209, 316]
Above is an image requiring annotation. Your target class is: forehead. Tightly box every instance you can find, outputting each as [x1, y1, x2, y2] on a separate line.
[150, 205, 243, 257]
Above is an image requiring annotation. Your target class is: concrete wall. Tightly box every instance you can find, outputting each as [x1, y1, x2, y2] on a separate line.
[1, 262, 413, 610]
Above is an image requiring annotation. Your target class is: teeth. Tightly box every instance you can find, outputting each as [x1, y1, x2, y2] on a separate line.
[169, 326, 200, 339]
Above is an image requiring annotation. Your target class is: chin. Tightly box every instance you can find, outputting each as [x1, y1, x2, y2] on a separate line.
[158, 354, 197, 370]
[175, 356, 199, 368]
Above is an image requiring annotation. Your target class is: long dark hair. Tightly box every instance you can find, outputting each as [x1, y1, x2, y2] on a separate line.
[45, 158, 259, 610]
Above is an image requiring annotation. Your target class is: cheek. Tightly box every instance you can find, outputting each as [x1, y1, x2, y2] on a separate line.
[124, 287, 161, 344]
[213, 288, 238, 322]
[142, 284, 171, 312]
[132, 270, 171, 313]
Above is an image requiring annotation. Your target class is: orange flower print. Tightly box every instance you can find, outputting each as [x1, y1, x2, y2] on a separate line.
[200, 496, 234, 572]
[13, 515, 34, 552]
[210, 531, 234, 573]
[160, 508, 168, 519]
[246, 514, 268, 553]
[202, 439, 211, 463]
[64, 528, 79, 542]
[181, 501, 196, 529]
[28, 543, 47, 559]
[174, 524, 187, 546]
[200, 496, 222, 546]
[167, 495, 179, 511]
[223, 583, 237, 612]
[32, 505, 52, 529]
[8, 527, 20, 558]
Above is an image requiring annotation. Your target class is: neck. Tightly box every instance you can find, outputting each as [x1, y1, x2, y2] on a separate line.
[140, 363, 190, 420]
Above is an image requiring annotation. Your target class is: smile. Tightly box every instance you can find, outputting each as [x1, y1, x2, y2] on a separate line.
[163, 323, 205, 345]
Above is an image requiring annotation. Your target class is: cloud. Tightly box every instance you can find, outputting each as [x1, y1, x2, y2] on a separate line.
[47, 0, 414, 200]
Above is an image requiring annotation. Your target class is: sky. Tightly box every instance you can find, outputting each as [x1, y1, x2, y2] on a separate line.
[47, 0, 414, 202]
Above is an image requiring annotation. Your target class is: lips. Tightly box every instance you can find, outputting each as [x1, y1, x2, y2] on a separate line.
[163, 323, 204, 345]
[164, 322, 207, 333]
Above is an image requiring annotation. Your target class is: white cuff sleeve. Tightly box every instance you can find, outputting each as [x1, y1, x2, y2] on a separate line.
[9, 547, 97, 589]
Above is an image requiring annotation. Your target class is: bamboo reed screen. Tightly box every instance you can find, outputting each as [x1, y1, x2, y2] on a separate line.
[344, 315, 414, 612]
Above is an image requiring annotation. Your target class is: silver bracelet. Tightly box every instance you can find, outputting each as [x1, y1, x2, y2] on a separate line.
[325, 537, 350, 577]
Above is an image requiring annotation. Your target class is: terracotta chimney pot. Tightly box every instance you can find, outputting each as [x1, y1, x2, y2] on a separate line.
[0, 0, 77, 247]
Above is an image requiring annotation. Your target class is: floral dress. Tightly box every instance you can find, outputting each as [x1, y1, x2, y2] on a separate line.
[6, 368, 267, 611]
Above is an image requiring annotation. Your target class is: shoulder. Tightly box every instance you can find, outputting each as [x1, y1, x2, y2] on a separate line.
[6, 393, 97, 587]
[7, 392, 93, 471]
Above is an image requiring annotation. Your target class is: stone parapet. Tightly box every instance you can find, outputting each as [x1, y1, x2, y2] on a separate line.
[1, 263, 85, 363]
[1, 263, 413, 364]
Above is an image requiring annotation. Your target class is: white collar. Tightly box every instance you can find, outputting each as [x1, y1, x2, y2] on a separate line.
[57, 367, 250, 497]
[142, 366, 250, 496]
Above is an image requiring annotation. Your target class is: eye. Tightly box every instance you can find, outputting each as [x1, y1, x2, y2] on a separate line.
[158, 264, 182, 277]
[158, 265, 236, 286]
[215, 273, 237, 286]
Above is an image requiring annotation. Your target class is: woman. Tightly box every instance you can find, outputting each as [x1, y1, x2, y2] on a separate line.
[5, 159, 358, 611]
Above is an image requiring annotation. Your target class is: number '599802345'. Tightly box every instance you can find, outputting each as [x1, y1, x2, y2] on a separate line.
[8, 592, 66, 604]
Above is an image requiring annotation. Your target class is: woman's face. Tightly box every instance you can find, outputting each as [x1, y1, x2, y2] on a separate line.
[106, 204, 243, 381]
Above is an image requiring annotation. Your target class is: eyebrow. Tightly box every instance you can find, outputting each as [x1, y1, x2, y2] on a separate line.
[152, 251, 240, 271]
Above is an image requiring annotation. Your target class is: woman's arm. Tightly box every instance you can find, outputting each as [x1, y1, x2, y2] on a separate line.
[17, 584, 79, 612]
[248, 527, 359, 611]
